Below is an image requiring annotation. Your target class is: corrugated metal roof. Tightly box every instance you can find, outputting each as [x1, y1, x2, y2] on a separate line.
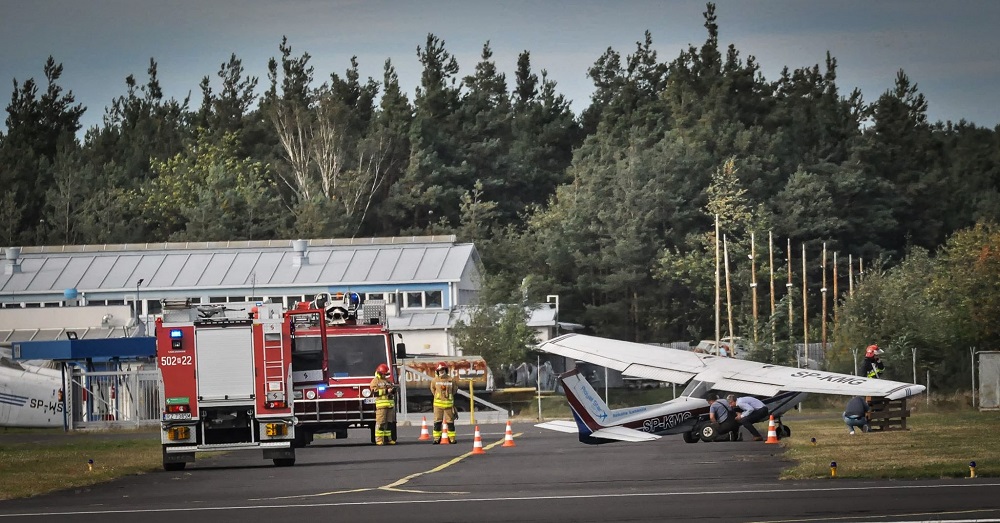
[2, 237, 479, 297]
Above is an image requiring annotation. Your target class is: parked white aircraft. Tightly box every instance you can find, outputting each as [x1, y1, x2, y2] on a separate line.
[0, 357, 64, 428]
[535, 333, 925, 444]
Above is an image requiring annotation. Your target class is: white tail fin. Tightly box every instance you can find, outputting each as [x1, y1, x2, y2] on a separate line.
[559, 368, 613, 431]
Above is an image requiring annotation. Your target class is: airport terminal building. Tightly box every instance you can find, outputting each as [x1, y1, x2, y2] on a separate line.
[1, 236, 559, 356]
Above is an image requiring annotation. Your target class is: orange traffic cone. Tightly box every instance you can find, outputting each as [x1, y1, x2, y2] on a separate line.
[765, 415, 780, 444]
[502, 420, 516, 447]
[471, 426, 486, 454]
[440, 420, 451, 445]
[418, 417, 431, 440]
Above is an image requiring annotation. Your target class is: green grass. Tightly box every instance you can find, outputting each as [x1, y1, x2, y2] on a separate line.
[0, 431, 162, 500]
[780, 409, 1000, 479]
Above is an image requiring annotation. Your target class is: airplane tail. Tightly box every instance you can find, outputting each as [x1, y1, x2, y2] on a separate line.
[557, 368, 620, 443]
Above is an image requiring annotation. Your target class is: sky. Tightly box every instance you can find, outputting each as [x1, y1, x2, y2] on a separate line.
[2, 0, 999, 133]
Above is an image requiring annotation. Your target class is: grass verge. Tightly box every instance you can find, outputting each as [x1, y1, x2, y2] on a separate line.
[0, 431, 161, 500]
[780, 410, 1000, 479]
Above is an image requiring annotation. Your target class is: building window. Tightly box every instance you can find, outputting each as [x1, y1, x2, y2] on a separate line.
[366, 292, 384, 302]
[402, 291, 444, 309]
[209, 297, 228, 304]
[425, 290, 443, 308]
[147, 300, 163, 315]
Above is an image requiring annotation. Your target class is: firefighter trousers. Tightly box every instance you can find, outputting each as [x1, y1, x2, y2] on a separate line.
[432, 405, 456, 443]
[375, 407, 396, 445]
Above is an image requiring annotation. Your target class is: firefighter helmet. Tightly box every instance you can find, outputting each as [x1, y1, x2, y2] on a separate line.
[865, 344, 883, 358]
[375, 363, 390, 376]
[436, 363, 448, 375]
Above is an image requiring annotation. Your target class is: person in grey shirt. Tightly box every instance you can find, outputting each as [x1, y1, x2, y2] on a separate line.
[707, 393, 739, 440]
[728, 394, 769, 441]
[843, 396, 871, 434]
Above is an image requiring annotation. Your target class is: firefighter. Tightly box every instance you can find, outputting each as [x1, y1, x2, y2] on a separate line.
[430, 363, 459, 444]
[370, 363, 397, 445]
[864, 344, 885, 379]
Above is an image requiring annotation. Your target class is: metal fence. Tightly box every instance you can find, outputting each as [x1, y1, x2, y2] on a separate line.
[68, 367, 161, 429]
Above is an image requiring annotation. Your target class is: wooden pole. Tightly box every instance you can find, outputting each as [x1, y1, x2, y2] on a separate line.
[724, 234, 735, 351]
[787, 238, 794, 347]
[751, 231, 758, 344]
[769, 232, 776, 348]
[802, 243, 809, 368]
[822, 242, 828, 356]
[849, 254, 854, 297]
[833, 252, 839, 326]
[715, 215, 721, 355]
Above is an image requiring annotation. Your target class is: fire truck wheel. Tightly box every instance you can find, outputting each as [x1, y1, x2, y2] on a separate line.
[293, 430, 309, 448]
[370, 426, 377, 444]
[273, 458, 295, 467]
[391, 424, 398, 442]
[163, 462, 186, 471]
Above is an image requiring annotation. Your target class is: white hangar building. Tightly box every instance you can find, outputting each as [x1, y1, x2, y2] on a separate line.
[0, 236, 559, 356]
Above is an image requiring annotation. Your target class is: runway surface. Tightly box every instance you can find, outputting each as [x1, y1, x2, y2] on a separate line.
[2, 422, 999, 522]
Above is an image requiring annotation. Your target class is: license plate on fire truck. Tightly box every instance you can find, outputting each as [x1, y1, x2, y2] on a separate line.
[363, 397, 376, 404]
[162, 413, 192, 420]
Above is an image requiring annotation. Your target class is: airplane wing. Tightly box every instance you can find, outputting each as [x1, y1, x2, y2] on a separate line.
[538, 334, 925, 400]
[535, 420, 661, 442]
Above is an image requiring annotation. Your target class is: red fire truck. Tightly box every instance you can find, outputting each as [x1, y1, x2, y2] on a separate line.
[286, 292, 405, 446]
[155, 301, 297, 471]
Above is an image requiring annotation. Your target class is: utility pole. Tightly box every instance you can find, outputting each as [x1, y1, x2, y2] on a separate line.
[768, 232, 776, 348]
[821, 243, 827, 356]
[750, 231, 758, 344]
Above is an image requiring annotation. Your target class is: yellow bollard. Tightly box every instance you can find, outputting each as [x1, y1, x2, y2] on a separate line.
[970, 461, 977, 478]
[87, 459, 93, 472]
[830, 461, 837, 478]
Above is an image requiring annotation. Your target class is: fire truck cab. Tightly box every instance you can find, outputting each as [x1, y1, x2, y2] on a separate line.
[155, 300, 297, 470]
[287, 292, 405, 446]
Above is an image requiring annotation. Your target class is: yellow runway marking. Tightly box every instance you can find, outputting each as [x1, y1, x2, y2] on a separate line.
[253, 433, 522, 500]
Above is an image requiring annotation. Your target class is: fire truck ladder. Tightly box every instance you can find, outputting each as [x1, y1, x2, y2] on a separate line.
[262, 327, 286, 402]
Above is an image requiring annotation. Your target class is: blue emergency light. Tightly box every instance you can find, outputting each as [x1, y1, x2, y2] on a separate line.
[169, 329, 183, 339]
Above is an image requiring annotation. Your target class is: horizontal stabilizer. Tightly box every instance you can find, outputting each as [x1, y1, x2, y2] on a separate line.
[590, 426, 661, 442]
[535, 420, 580, 434]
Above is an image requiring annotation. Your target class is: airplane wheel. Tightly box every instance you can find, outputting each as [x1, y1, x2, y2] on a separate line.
[699, 422, 720, 442]
[682, 431, 699, 444]
[781, 425, 791, 438]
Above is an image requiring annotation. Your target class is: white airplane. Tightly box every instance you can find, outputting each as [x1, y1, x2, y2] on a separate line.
[0, 357, 65, 428]
[535, 334, 926, 444]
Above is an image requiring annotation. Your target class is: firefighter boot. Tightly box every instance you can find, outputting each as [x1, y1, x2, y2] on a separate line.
[432, 421, 442, 444]
[389, 422, 397, 445]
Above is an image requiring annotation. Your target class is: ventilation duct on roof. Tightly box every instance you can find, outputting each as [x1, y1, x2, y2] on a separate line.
[4, 247, 21, 275]
[292, 239, 309, 267]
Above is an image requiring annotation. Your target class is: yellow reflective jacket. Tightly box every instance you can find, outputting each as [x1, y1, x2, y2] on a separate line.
[430, 375, 459, 409]
[370, 375, 395, 409]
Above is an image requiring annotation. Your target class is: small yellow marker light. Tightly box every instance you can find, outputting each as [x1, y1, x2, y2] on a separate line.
[266, 423, 287, 437]
[87, 459, 93, 472]
[830, 461, 837, 478]
[970, 461, 977, 478]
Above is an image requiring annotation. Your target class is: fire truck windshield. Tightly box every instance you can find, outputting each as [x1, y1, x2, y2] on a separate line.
[327, 335, 387, 378]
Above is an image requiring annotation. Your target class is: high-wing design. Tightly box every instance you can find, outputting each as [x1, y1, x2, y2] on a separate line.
[539, 334, 925, 401]
[535, 334, 925, 445]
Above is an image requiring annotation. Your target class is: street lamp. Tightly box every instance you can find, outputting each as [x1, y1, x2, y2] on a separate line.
[546, 295, 559, 337]
[135, 278, 144, 321]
